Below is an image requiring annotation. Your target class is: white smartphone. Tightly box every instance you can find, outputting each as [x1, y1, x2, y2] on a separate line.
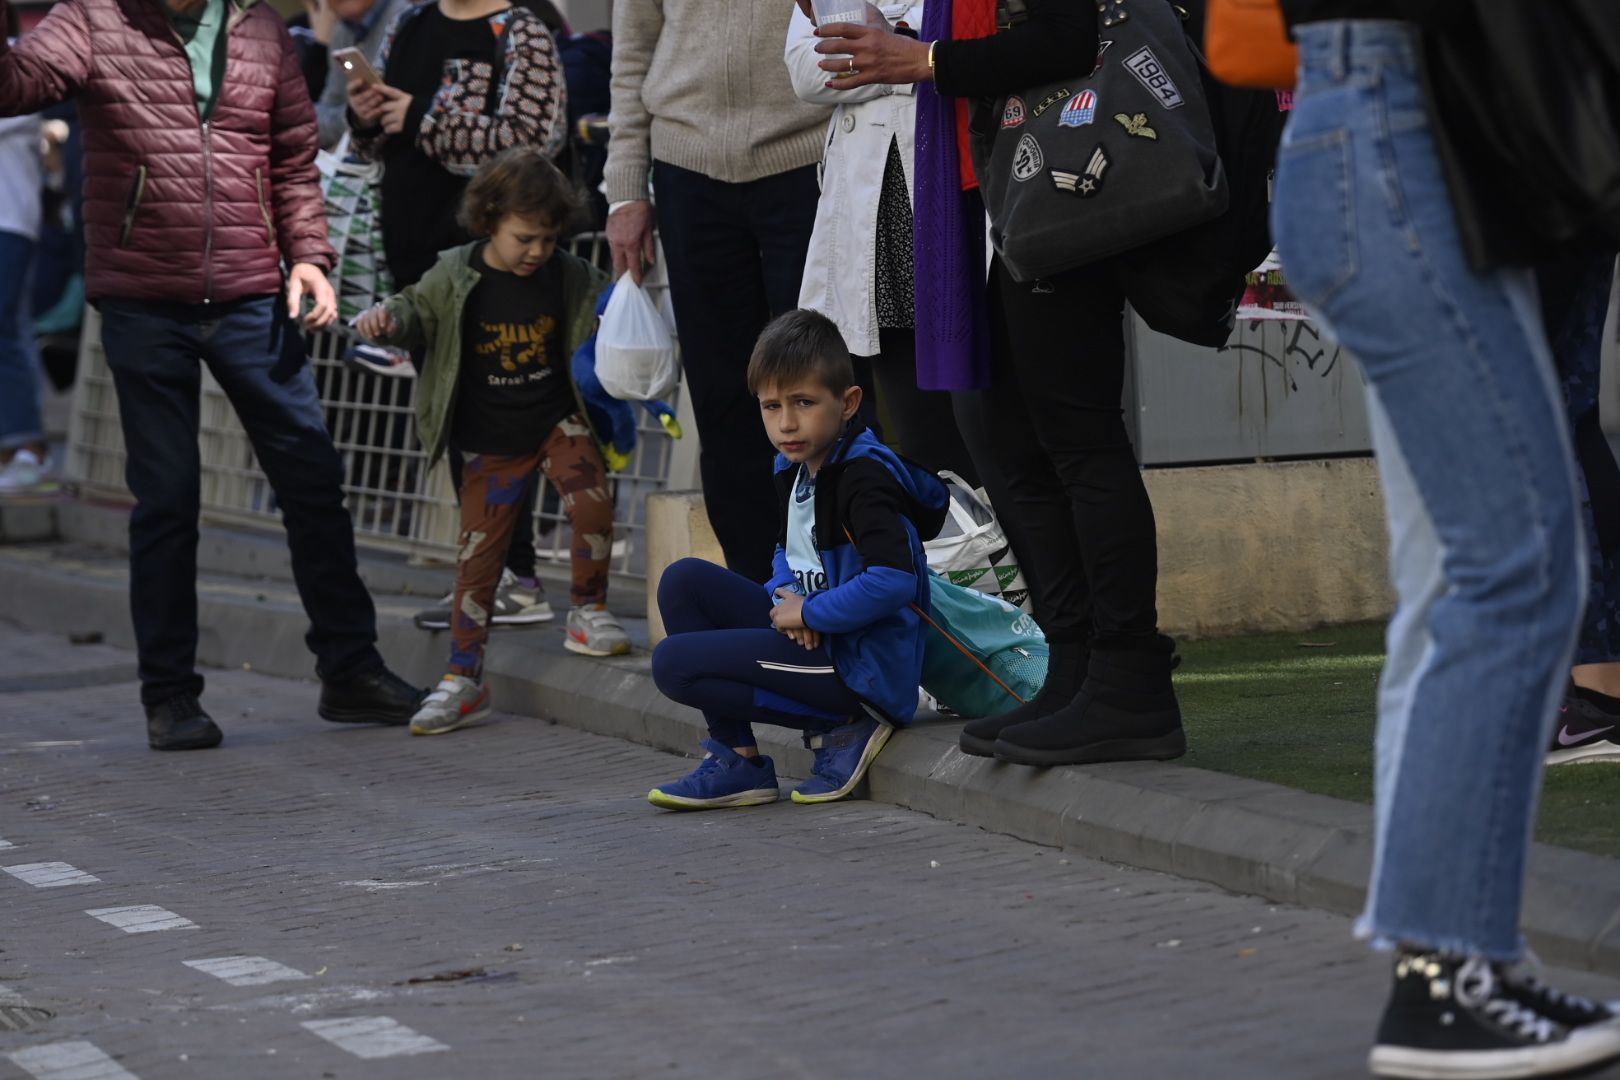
[332, 46, 381, 86]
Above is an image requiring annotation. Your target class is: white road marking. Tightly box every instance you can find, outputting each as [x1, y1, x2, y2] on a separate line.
[0, 837, 14, 850]
[301, 1017, 448, 1059]
[7, 1041, 139, 1079]
[183, 956, 310, 987]
[84, 905, 198, 933]
[336, 880, 428, 892]
[3, 862, 101, 888]
[0, 983, 29, 1006]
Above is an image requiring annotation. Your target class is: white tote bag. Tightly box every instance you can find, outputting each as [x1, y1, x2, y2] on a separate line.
[923, 471, 1031, 612]
[596, 272, 679, 401]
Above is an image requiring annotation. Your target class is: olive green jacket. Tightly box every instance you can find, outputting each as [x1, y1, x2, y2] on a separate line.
[377, 243, 609, 468]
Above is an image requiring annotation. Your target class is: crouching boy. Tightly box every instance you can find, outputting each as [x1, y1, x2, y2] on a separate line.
[648, 310, 948, 808]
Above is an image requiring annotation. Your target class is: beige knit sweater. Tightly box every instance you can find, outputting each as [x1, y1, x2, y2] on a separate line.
[604, 0, 831, 203]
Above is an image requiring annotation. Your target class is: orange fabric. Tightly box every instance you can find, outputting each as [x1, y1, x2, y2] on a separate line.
[1205, 0, 1298, 90]
[951, 0, 997, 191]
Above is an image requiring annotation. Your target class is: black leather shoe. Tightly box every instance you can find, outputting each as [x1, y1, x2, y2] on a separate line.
[146, 696, 224, 751]
[318, 666, 423, 725]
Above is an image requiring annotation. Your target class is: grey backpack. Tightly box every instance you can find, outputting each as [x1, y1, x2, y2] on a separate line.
[971, 0, 1229, 282]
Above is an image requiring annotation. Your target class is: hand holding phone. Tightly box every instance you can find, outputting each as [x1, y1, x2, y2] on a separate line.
[332, 46, 380, 86]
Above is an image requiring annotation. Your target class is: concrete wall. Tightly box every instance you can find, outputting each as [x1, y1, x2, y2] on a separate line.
[644, 459, 1395, 645]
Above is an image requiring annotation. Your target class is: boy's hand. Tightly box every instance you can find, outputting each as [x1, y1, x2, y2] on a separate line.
[785, 626, 822, 651]
[355, 305, 396, 340]
[771, 588, 807, 630]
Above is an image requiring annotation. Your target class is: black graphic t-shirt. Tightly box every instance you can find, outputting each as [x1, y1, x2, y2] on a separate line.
[452, 247, 574, 456]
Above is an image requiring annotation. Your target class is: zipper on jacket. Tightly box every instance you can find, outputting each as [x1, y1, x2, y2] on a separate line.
[202, 120, 215, 303]
[118, 165, 149, 248]
[254, 167, 276, 247]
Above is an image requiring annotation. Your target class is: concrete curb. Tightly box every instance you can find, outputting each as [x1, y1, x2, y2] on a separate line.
[5, 536, 1620, 978]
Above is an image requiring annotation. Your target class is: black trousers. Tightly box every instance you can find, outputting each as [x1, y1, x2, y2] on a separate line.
[867, 327, 980, 487]
[652, 161, 821, 584]
[954, 258, 1158, 644]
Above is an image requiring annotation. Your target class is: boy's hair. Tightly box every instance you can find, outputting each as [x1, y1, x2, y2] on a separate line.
[746, 309, 854, 397]
[459, 147, 583, 238]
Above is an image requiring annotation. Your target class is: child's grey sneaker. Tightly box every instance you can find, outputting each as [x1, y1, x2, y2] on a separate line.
[413, 570, 553, 631]
[409, 674, 491, 736]
[565, 604, 631, 657]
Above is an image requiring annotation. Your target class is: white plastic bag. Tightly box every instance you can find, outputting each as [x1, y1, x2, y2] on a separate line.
[923, 471, 1032, 612]
[596, 271, 679, 401]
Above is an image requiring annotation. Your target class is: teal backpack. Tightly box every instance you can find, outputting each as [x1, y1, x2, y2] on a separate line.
[917, 573, 1048, 719]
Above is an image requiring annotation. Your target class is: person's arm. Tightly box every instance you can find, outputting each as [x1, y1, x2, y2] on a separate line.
[268, 21, 336, 273]
[602, 0, 662, 205]
[766, 543, 798, 599]
[374, 280, 433, 350]
[930, 0, 1097, 99]
[346, 8, 406, 160]
[800, 464, 919, 634]
[785, 6, 896, 106]
[0, 0, 92, 116]
[313, 25, 352, 150]
[416, 10, 567, 173]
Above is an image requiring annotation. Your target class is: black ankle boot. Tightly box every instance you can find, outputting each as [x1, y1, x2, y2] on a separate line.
[993, 633, 1185, 766]
[146, 695, 224, 751]
[958, 639, 1088, 757]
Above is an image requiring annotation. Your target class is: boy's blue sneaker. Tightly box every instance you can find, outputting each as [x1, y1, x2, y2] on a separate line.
[791, 715, 895, 804]
[647, 740, 780, 810]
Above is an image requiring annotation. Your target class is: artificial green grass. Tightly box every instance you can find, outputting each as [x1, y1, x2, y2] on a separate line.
[1175, 622, 1620, 859]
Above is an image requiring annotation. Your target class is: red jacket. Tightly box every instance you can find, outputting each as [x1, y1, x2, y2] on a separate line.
[0, 0, 335, 304]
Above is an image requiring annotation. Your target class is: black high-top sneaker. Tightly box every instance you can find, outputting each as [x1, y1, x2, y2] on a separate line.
[958, 639, 1088, 757]
[1369, 951, 1620, 1078]
[992, 634, 1185, 766]
[1500, 968, 1620, 1031]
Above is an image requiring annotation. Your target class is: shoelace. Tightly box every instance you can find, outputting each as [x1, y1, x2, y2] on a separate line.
[1515, 973, 1607, 1018]
[1456, 958, 1561, 1043]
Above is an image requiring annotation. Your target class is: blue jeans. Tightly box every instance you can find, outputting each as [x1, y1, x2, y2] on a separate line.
[1273, 22, 1587, 961]
[99, 295, 383, 706]
[0, 231, 43, 450]
[652, 558, 859, 748]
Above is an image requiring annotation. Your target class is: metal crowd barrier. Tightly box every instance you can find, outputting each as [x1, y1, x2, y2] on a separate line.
[65, 232, 698, 580]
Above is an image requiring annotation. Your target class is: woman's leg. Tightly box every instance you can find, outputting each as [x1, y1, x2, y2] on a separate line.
[870, 328, 980, 486]
[1275, 23, 1585, 964]
[0, 232, 43, 454]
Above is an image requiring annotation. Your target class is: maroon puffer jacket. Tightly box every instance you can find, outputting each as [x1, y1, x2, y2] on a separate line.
[0, 0, 334, 304]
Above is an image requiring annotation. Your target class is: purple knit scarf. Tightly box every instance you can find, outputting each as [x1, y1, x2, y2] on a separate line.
[912, 0, 992, 391]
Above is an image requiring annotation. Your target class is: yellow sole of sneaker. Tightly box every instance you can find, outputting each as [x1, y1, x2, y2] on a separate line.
[646, 787, 779, 810]
[790, 722, 894, 804]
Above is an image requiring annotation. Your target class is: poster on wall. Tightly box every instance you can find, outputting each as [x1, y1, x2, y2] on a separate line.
[1238, 249, 1309, 321]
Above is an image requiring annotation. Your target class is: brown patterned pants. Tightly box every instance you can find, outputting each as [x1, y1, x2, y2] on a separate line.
[449, 416, 614, 676]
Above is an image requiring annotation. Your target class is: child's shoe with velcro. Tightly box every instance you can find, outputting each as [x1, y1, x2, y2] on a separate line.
[409, 674, 490, 736]
[648, 740, 780, 810]
[791, 715, 893, 804]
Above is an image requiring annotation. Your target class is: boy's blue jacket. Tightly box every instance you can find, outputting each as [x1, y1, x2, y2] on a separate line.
[766, 426, 949, 724]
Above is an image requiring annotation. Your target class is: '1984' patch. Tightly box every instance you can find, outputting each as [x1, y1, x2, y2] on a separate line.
[1124, 46, 1184, 109]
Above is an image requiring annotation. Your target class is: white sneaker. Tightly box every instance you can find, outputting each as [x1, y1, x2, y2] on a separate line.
[565, 604, 631, 657]
[409, 674, 490, 736]
[0, 449, 52, 493]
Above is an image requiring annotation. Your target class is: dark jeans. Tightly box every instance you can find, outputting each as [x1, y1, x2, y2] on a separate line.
[652, 161, 820, 584]
[99, 295, 382, 706]
[957, 258, 1157, 644]
[652, 558, 858, 748]
[866, 327, 980, 487]
[1540, 254, 1620, 665]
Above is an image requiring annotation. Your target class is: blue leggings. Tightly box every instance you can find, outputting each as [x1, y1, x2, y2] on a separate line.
[652, 558, 861, 749]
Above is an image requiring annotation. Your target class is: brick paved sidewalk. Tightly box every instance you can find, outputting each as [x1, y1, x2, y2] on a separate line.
[1, 622, 1616, 1080]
